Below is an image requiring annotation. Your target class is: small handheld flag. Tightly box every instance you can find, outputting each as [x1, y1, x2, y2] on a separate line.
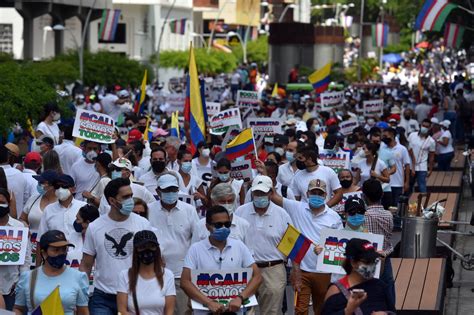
[308, 63, 331, 94]
[170, 111, 180, 138]
[271, 83, 279, 98]
[415, 0, 457, 32]
[134, 69, 148, 114]
[225, 128, 256, 161]
[32, 286, 64, 315]
[277, 224, 313, 264]
[372, 23, 389, 48]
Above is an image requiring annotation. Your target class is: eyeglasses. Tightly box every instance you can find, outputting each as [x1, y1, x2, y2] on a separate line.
[210, 221, 232, 229]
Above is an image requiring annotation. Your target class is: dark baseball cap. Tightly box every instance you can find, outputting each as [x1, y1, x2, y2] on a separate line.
[33, 170, 58, 184]
[39, 230, 75, 250]
[324, 134, 338, 150]
[37, 135, 54, 146]
[133, 230, 159, 247]
[344, 196, 366, 215]
[274, 134, 289, 145]
[54, 174, 75, 188]
[345, 238, 380, 262]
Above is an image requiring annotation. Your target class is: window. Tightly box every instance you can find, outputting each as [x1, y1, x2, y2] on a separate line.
[0, 24, 13, 54]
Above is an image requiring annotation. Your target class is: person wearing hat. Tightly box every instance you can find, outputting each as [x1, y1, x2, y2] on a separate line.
[271, 178, 343, 314]
[22, 151, 43, 202]
[36, 135, 55, 156]
[321, 239, 395, 314]
[0, 188, 31, 310]
[436, 119, 454, 171]
[0, 144, 27, 218]
[4, 142, 20, 167]
[234, 175, 293, 315]
[127, 129, 143, 144]
[102, 89, 133, 122]
[181, 206, 262, 315]
[13, 230, 89, 315]
[80, 178, 151, 314]
[344, 197, 368, 232]
[82, 152, 112, 207]
[53, 124, 83, 176]
[147, 172, 200, 315]
[117, 230, 176, 315]
[35, 102, 61, 145]
[70, 140, 101, 202]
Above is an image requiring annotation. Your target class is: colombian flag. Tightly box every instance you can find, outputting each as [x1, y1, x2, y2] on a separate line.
[32, 286, 64, 315]
[277, 224, 312, 264]
[308, 62, 331, 94]
[225, 128, 255, 161]
[170, 111, 180, 138]
[134, 69, 148, 114]
[184, 44, 206, 155]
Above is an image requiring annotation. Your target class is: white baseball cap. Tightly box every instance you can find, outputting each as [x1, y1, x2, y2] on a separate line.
[157, 174, 179, 189]
[109, 158, 133, 171]
[251, 175, 273, 193]
[440, 120, 451, 128]
[430, 117, 439, 125]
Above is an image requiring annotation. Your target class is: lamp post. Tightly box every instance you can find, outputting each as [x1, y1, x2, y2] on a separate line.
[278, 4, 295, 23]
[226, 31, 246, 63]
[357, 0, 365, 81]
[42, 26, 53, 59]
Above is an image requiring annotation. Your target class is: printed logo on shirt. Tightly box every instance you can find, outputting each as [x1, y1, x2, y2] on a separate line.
[104, 228, 134, 259]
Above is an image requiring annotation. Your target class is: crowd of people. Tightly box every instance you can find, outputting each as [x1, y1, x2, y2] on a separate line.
[0, 47, 473, 315]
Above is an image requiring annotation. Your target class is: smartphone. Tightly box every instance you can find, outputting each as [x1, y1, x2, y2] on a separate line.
[351, 289, 365, 298]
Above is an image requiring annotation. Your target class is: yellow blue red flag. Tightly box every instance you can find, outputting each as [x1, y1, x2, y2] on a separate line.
[134, 69, 147, 114]
[277, 224, 312, 264]
[170, 111, 180, 138]
[225, 128, 255, 160]
[308, 62, 331, 94]
[32, 286, 64, 315]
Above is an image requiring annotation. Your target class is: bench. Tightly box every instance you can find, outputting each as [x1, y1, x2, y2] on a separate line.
[415, 171, 463, 193]
[392, 258, 446, 314]
[409, 192, 460, 228]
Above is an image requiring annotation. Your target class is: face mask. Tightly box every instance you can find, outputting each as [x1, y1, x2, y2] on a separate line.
[274, 147, 284, 156]
[340, 179, 352, 189]
[119, 197, 134, 216]
[404, 115, 411, 120]
[308, 195, 325, 208]
[152, 161, 166, 173]
[201, 149, 210, 158]
[0, 204, 9, 217]
[138, 249, 156, 265]
[55, 188, 71, 201]
[253, 196, 270, 208]
[37, 184, 46, 196]
[287, 114, 295, 119]
[53, 113, 61, 121]
[220, 203, 235, 215]
[265, 145, 274, 153]
[382, 137, 391, 145]
[73, 220, 84, 233]
[218, 173, 230, 182]
[161, 191, 178, 205]
[111, 170, 122, 180]
[348, 143, 356, 150]
[211, 227, 231, 242]
[347, 213, 365, 227]
[367, 119, 375, 126]
[312, 124, 321, 133]
[47, 254, 67, 269]
[296, 160, 306, 170]
[326, 149, 336, 155]
[420, 127, 429, 134]
[356, 263, 377, 280]
[181, 162, 192, 174]
[137, 126, 146, 133]
[85, 150, 98, 162]
[286, 151, 295, 162]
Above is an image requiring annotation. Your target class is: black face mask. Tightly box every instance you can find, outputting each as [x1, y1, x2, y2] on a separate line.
[404, 115, 411, 120]
[340, 179, 353, 189]
[73, 221, 83, 233]
[381, 137, 392, 145]
[296, 160, 307, 170]
[0, 206, 9, 217]
[151, 161, 166, 173]
[137, 126, 146, 133]
[138, 249, 156, 265]
[46, 254, 67, 269]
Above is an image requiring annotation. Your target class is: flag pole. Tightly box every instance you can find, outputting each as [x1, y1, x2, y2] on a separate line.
[250, 127, 258, 158]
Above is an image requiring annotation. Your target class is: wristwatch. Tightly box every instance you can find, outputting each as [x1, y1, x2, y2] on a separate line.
[237, 294, 245, 304]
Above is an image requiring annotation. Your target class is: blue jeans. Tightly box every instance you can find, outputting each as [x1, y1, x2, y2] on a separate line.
[437, 152, 454, 171]
[89, 289, 117, 315]
[380, 257, 396, 308]
[410, 171, 427, 193]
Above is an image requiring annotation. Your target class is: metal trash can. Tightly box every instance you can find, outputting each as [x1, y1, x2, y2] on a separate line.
[400, 216, 438, 258]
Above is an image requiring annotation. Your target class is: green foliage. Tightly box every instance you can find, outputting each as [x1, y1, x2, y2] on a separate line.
[344, 58, 380, 83]
[23, 59, 78, 87]
[384, 43, 411, 54]
[0, 52, 13, 63]
[231, 35, 268, 64]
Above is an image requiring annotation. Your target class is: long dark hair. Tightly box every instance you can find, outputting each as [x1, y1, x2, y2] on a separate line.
[128, 242, 165, 296]
[0, 167, 8, 191]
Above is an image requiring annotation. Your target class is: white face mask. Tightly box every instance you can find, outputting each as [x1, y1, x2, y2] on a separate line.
[201, 149, 210, 158]
[53, 112, 61, 121]
[219, 202, 236, 215]
[55, 188, 71, 201]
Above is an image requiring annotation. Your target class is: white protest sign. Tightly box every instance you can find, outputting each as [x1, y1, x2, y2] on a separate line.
[0, 226, 29, 265]
[339, 119, 359, 136]
[72, 109, 115, 144]
[210, 108, 242, 135]
[206, 102, 221, 118]
[236, 90, 259, 110]
[319, 150, 351, 174]
[166, 93, 186, 113]
[316, 229, 384, 277]
[191, 268, 258, 310]
[363, 99, 384, 117]
[230, 159, 253, 182]
[320, 91, 344, 111]
[246, 118, 283, 136]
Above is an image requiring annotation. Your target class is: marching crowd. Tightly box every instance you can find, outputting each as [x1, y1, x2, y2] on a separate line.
[0, 56, 473, 315]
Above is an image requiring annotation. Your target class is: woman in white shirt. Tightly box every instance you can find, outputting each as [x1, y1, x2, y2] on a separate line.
[436, 120, 455, 171]
[82, 153, 112, 207]
[117, 230, 176, 315]
[177, 150, 206, 201]
[35, 103, 61, 145]
[353, 142, 390, 187]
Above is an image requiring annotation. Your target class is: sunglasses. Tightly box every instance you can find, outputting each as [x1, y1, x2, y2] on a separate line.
[210, 221, 232, 229]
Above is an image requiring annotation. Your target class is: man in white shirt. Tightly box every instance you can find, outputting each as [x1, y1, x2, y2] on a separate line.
[22, 152, 42, 203]
[0, 145, 27, 218]
[399, 108, 420, 136]
[129, 140, 151, 179]
[70, 140, 101, 201]
[290, 147, 342, 206]
[408, 119, 436, 193]
[37, 174, 87, 265]
[272, 179, 343, 314]
[235, 175, 293, 315]
[80, 178, 151, 314]
[277, 140, 300, 187]
[101, 89, 133, 122]
[53, 124, 82, 176]
[148, 173, 200, 315]
[181, 206, 262, 315]
[414, 96, 432, 123]
[139, 147, 176, 194]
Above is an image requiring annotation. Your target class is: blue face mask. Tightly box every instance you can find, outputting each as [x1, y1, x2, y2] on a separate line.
[253, 196, 270, 208]
[37, 184, 46, 196]
[119, 197, 134, 216]
[161, 191, 178, 205]
[347, 214, 365, 227]
[286, 151, 295, 162]
[218, 173, 230, 182]
[308, 195, 325, 208]
[265, 145, 274, 153]
[211, 227, 231, 242]
[111, 170, 122, 180]
[181, 162, 192, 174]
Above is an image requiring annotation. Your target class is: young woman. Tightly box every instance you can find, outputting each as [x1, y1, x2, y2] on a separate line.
[436, 120, 454, 171]
[133, 198, 149, 219]
[13, 230, 89, 315]
[332, 169, 361, 215]
[117, 230, 176, 315]
[353, 142, 389, 187]
[0, 167, 17, 218]
[35, 102, 61, 145]
[42, 150, 63, 174]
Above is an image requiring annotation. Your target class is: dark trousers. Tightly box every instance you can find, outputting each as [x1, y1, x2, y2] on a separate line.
[437, 152, 454, 171]
[2, 292, 15, 311]
[391, 187, 404, 229]
[380, 257, 396, 307]
[89, 289, 117, 315]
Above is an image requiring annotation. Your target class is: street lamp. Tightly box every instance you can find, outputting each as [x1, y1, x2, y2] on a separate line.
[227, 31, 246, 63]
[278, 4, 296, 23]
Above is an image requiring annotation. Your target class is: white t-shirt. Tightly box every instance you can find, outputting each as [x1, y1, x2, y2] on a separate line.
[290, 165, 341, 202]
[82, 213, 151, 294]
[191, 158, 212, 190]
[117, 268, 176, 315]
[353, 159, 387, 186]
[176, 172, 203, 195]
[70, 159, 100, 201]
[22, 169, 38, 203]
[1, 165, 27, 217]
[438, 130, 454, 154]
[36, 121, 60, 144]
[91, 176, 111, 199]
[98, 182, 156, 215]
[408, 133, 436, 171]
[388, 144, 411, 187]
[277, 162, 299, 187]
[54, 140, 83, 176]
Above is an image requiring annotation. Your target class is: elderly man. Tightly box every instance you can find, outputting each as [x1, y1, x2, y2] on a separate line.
[165, 136, 181, 172]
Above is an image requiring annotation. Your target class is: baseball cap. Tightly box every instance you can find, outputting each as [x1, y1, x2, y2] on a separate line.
[54, 174, 75, 188]
[128, 129, 143, 143]
[274, 134, 289, 145]
[39, 230, 75, 250]
[430, 117, 439, 125]
[344, 196, 366, 214]
[133, 230, 159, 247]
[308, 179, 327, 193]
[110, 158, 133, 171]
[251, 175, 273, 193]
[157, 173, 179, 189]
[118, 89, 130, 98]
[37, 135, 54, 146]
[5, 143, 19, 157]
[345, 238, 381, 262]
[33, 170, 58, 184]
[324, 134, 338, 150]
[24, 151, 42, 164]
[376, 121, 389, 130]
[440, 120, 451, 128]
